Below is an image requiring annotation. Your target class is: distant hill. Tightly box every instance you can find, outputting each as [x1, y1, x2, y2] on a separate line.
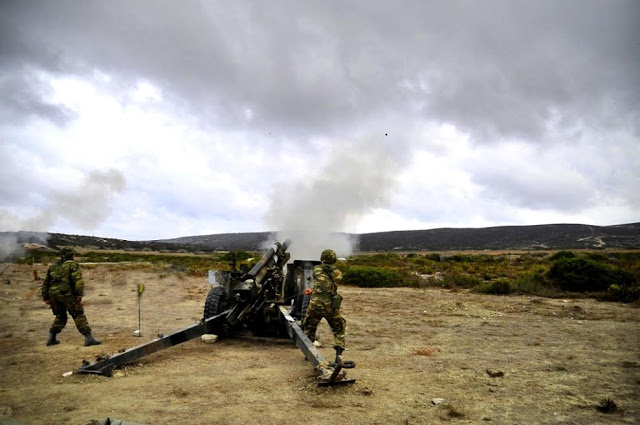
[357, 223, 640, 251]
[2, 223, 639, 255]
[155, 232, 274, 251]
[0, 231, 199, 253]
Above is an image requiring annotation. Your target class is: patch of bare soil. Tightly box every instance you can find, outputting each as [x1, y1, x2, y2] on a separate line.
[1, 263, 639, 425]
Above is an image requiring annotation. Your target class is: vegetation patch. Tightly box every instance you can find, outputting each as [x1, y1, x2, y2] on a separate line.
[15, 246, 640, 302]
[473, 278, 513, 295]
[596, 398, 618, 413]
[342, 266, 404, 288]
[548, 257, 637, 300]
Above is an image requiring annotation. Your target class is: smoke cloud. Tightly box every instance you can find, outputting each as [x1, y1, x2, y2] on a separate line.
[0, 169, 125, 258]
[1, 169, 125, 260]
[21, 169, 126, 232]
[0, 233, 23, 261]
[266, 132, 408, 260]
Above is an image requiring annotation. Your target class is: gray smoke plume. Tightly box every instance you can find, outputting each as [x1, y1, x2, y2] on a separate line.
[23, 169, 126, 232]
[0, 169, 125, 260]
[265, 132, 407, 260]
[0, 233, 23, 261]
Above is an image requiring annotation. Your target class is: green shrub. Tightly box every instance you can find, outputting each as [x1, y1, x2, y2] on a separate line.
[586, 252, 608, 262]
[514, 268, 549, 294]
[474, 278, 514, 294]
[220, 251, 255, 262]
[17, 250, 57, 264]
[424, 253, 441, 262]
[342, 266, 403, 288]
[445, 254, 473, 263]
[440, 272, 482, 289]
[548, 250, 576, 261]
[548, 258, 636, 292]
[605, 284, 640, 303]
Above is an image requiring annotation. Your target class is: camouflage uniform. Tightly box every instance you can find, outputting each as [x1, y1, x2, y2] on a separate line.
[303, 259, 346, 350]
[42, 249, 97, 345]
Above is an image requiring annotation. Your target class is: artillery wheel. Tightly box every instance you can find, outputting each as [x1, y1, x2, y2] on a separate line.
[203, 285, 229, 335]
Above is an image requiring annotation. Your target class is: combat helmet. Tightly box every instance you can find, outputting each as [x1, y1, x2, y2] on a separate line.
[320, 249, 337, 264]
[59, 247, 77, 261]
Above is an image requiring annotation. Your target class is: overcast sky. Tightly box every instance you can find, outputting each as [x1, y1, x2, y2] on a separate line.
[1, 1, 639, 255]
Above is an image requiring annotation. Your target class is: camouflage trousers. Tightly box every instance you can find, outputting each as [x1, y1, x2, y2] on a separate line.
[49, 293, 91, 335]
[303, 296, 346, 349]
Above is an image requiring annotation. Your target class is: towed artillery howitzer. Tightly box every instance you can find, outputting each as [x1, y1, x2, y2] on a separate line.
[77, 239, 355, 386]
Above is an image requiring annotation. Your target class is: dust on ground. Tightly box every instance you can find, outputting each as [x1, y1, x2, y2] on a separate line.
[0, 263, 638, 425]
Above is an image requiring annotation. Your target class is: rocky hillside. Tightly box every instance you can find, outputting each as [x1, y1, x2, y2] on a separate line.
[357, 223, 640, 251]
[2, 223, 639, 256]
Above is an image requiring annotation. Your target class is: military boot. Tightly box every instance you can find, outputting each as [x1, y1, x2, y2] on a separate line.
[46, 331, 60, 346]
[83, 332, 102, 346]
[334, 345, 344, 365]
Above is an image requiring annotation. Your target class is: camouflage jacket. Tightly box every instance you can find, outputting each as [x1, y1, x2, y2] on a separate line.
[311, 264, 343, 299]
[42, 260, 85, 301]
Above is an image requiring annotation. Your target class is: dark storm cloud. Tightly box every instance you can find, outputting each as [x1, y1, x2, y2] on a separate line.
[0, 11, 77, 126]
[2, 0, 637, 140]
[0, 73, 77, 126]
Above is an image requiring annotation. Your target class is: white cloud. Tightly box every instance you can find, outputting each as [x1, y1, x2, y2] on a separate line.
[0, 1, 638, 243]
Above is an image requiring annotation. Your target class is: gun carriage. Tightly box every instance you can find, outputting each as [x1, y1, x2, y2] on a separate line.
[77, 240, 355, 386]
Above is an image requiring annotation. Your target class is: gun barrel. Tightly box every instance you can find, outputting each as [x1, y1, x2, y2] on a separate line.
[247, 239, 291, 281]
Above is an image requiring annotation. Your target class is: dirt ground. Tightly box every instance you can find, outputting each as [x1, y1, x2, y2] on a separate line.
[0, 262, 639, 425]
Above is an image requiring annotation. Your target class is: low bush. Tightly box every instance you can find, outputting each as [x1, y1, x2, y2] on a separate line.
[548, 250, 576, 261]
[342, 266, 403, 288]
[603, 284, 640, 303]
[514, 268, 549, 294]
[473, 278, 513, 295]
[423, 253, 441, 262]
[440, 272, 482, 289]
[548, 258, 636, 292]
[220, 251, 256, 262]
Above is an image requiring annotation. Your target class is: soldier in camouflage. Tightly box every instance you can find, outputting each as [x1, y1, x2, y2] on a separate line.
[303, 249, 347, 377]
[42, 248, 101, 346]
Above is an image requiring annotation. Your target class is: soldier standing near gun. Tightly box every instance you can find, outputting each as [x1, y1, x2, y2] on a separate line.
[42, 248, 101, 346]
[303, 249, 347, 376]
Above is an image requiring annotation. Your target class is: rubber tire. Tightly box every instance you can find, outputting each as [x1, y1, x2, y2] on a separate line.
[203, 286, 228, 335]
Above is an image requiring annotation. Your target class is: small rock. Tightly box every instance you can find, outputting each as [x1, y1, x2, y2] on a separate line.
[432, 398, 445, 405]
[201, 334, 218, 344]
[113, 371, 125, 378]
[62, 371, 73, 378]
[133, 329, 141, 337]
[486, 369, 504, 378]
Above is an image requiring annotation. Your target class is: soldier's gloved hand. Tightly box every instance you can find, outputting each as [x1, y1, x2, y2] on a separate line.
[76, 297, 82, 303]
[44, 300, 50, 305]
[303, 288, 313, 295]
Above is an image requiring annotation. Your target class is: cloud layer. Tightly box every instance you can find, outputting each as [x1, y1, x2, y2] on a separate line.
[1, 1, 638, 256]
